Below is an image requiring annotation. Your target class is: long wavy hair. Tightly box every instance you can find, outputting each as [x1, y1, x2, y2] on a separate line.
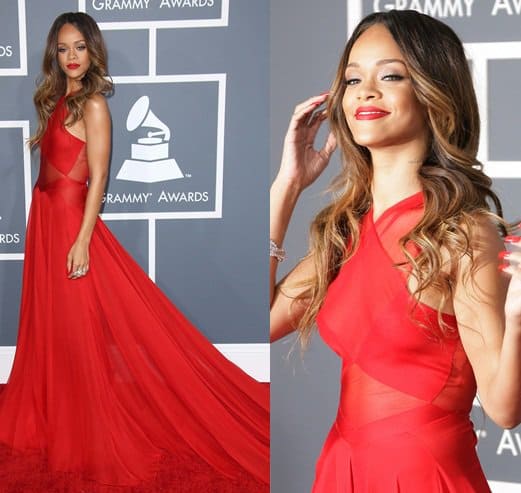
[294, 10, 509, 346]
[29, 12, 113, 147]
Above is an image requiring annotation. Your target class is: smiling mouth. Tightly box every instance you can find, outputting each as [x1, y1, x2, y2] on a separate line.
[355, 110, 390, 120]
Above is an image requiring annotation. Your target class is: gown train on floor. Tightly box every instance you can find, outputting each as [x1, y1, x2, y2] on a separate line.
[0, 95, 269, 490]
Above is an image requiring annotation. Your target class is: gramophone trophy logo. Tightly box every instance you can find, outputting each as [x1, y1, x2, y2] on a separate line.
[116, 96, 184, 183]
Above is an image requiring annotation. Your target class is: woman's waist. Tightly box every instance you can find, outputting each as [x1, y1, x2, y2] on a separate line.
[35, 177, 88, 209]
[334, 399, 474, 447]
[336, 362, 475, 432]
[36, 175, 87, 192]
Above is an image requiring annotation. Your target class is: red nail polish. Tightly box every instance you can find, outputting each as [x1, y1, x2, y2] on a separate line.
[504, 235, 521, 243]
[498, 263, 510, 271]
[320, 91, 330, 96]
[498, 251, 511, 259]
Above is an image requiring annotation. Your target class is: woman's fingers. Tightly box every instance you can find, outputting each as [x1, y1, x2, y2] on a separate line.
[305, 110, 328, 146]
[69, 268, 88, 279]
[499, 235, 520, 275]
[67, 260, 90, 279]
[293, 92, 329, 116]
[306, 106, 327, 130]
[278, 93, 333, 190]
[319, 131, 337, 160]
[289, 93, 329, 129]
[69, 262, 80, 278]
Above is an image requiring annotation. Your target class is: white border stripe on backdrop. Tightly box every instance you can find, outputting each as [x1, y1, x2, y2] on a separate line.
[489, 482, 521, 493]
[148, 28, 157, 77]
[148, 218, 156, 281]
[0, 344, 270, 382]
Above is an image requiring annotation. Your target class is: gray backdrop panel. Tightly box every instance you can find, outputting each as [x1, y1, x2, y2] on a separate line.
[0, 1, 21, 69]
[103, 30, 150, 77]
[0, 127, 26, 253]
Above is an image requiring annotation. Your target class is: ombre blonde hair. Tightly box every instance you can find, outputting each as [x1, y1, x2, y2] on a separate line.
[294, 10, 509, 346]
[29, 12, 113, 148]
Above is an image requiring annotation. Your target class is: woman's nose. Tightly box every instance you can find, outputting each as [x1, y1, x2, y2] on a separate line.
[356, 80, 379, 100]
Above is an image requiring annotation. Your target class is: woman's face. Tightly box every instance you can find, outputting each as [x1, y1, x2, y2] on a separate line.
[56, 23, 91, 84]
[342, 23, 429, 151]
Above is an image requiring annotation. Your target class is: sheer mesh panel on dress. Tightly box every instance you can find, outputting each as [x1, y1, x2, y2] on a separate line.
[65, 145, 88, 183]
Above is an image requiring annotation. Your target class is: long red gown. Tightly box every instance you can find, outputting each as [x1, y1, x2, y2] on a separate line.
[0, 95, 269, 490]
[312, 191, 490, 492]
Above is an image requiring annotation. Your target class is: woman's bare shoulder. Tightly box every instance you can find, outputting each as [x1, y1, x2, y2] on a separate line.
[83, 93, 110, 123]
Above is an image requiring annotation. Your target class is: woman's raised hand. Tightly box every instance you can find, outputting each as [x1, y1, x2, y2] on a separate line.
[277, 92, 337, 192]
[269, 93, 337, 334]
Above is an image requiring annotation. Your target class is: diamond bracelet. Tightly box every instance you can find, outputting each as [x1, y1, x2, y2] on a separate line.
[270, 239, 286, 262]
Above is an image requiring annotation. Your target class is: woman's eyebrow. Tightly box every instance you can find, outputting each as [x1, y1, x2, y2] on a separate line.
[346, 58, 406, 68]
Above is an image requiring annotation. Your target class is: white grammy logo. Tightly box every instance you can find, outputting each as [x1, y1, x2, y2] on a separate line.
[116, 96, 183, 183]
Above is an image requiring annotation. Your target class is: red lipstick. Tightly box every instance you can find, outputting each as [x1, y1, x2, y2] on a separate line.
[67, 63, 80, 70]
[355, 106, 390, 120]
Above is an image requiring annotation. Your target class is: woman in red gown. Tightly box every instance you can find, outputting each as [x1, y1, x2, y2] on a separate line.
[0, 12, 269, 491]
[270, 10, 521, 493]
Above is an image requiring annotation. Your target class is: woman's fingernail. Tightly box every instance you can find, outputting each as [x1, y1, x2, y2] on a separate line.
[504, 235, 521, 243]
[320, 91, 330, 96]
[498, 263, 510, 271]
[499, 251, 511, 260]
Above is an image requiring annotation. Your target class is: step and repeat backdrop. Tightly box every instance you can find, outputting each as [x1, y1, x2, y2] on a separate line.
[0, 0, 269, 381]
[271, 0, 520, 492]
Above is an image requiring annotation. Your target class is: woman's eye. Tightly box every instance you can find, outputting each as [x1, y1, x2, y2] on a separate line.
[57, 47, 67, 53]
[77, 45, 86, 51]
[344, 78, 360, 86]
[382, 74, 404, 81]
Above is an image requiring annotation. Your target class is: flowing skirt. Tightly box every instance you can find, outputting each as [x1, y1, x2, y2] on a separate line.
[0, 182, 269, 489]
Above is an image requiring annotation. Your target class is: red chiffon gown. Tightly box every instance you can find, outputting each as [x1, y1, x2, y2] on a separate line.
[312, 191, 490, 492]
[0, 95, 269, 491]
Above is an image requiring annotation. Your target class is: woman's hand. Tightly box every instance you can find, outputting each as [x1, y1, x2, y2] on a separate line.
[276, 92, 337, 192]
[502, 232, 521, 327]
[67, 239, 90, 279]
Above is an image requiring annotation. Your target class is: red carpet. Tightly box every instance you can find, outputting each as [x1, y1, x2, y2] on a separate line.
[0, 383, 269, 493]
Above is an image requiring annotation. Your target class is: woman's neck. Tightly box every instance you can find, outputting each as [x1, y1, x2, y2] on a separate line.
[66, 79, 82, 96]
[369, 145, 425, 219]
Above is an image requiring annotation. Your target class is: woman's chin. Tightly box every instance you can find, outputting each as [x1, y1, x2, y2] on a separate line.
[351, 136, 382, 149]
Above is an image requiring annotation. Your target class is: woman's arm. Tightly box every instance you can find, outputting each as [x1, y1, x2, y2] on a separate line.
[454, 217, 521, 428]
[67, 94, 111, 278]
[269, 92, 336, 341]
[270, 255, 315, 342]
